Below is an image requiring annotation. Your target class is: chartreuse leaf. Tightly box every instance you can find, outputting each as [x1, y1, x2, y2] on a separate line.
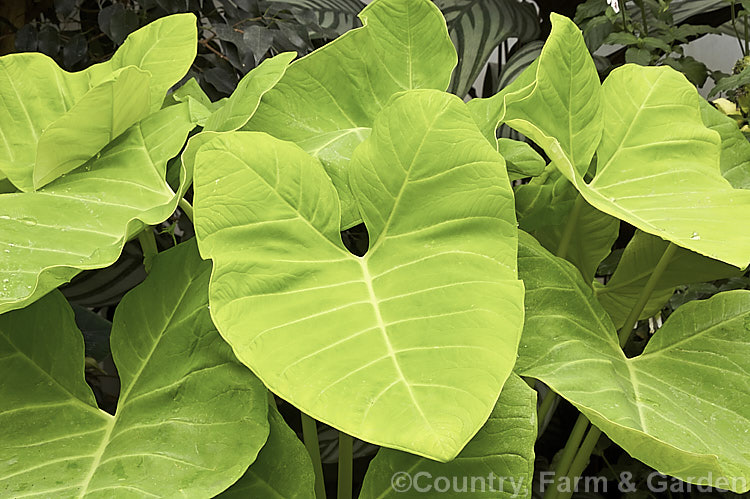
[700, 99, 750, 189]
[481, 14, 750, 268]
[0, 14, 196, 191]
[515, 165, 618, 284]
[218, 404, 315, 498]
[176, 52, 298, 183]
[497, 138, 545, 180]
[595, 230, 742, 329]
[359, 374, 536, 499]
[204, 52, 296, 132]
[516, 231, 750, 492]
[242, 0, 457, 229]
[33, 66, 152, 189]
[0, 103, 195, 315]
[467, 14, 601, 176]
[0, 241, 269, 497]
[194, 90, 524, 461]
[107, 13, 197, 112]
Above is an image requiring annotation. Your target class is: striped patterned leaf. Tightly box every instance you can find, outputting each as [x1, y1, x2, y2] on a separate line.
[497, 40, 543, 92]
[438, 0, 540, 98]
[271, 0, 365, 35]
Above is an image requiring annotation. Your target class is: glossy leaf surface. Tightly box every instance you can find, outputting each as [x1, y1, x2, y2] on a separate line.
[194, 90, 524, 461]
[33, 66, 151, 189]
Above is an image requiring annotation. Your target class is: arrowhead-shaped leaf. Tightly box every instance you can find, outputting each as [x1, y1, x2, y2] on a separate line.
[516, 231, 750, 492]
[194, 90, 524, 461]
[467, 14, 601, 176]
[0, 241, 269, 497]
[0, 104, 195, 315]
[359, 374, 536, 499]
[480, 14, 750, 268]
[241, 0, 457, 229]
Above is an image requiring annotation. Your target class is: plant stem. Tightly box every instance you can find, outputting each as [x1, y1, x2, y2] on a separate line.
[337, 432, 353, 499]
[542, 414, 589, 499]
[537, 388, 558, 431]
[732, 1, 747, 56]
[538, 194, 587, 437]
[617, 242, 677, 347]
[551, 242, 677, 499]
[137, 227, 158, 273]
[556, 194, 586, 260]
[638, 0, 648, 36]
[178, 198, 194, 223]
[301, 413, 326, 499]
[557, 426, 603, 499]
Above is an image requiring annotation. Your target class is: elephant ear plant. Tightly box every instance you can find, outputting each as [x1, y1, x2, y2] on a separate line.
[0, 1, 749, 498]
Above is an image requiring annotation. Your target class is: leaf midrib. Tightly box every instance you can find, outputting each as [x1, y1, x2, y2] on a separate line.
[76, 270, 202, 497]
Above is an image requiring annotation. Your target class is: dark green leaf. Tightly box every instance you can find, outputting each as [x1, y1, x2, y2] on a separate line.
[62, 33, 88, 68]
[37, 25, 60, 57]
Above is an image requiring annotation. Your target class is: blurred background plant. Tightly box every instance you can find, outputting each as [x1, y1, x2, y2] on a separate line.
[0, 0, 363, 99]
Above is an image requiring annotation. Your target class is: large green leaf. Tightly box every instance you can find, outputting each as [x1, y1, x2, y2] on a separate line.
[0, 103, 195, 315]
[515, 165, 618, 284]
[437, 0, 540, 98]
[0, 14, 196, 192]
[107, 13, 197, 112]
[359, 374, 536, 499]
[516, 231, 750, 492]
[242, 0, 457, 229]
[32, 66, 152, 189]
[467, 14, 601, 176]
[595, 230, 742, 329]
[0, 241, 269, 497]
[700, 99, 750, 190]
[194, 90, 524, 461]
[481, 14, 750, 268]
[204, 52, 296, 132]
[218, 403, 315, 498]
